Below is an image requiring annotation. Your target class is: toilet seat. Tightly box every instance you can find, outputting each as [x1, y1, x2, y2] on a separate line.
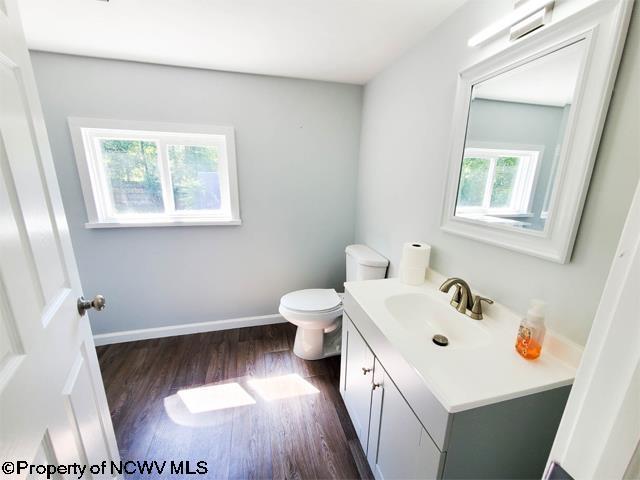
[280, 288, 342, 313]
[278, 288, 343, 334]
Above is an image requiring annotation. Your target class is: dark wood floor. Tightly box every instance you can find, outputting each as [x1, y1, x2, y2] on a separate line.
[97, 323, 373, 479]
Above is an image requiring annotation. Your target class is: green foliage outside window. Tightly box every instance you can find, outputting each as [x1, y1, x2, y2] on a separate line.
[490, 157, 519, 208]
[100, 139, 163, 213]
[458, 155, 520, 209]
[168, 145, 220, 211]
[458, 157, 489, 206]
[99, 140, 221, 213]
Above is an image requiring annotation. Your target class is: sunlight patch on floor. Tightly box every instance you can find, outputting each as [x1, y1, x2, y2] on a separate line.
[177, 382, 256, 413]
[248, 373, 320, 401]
[164, 374, 321, 425]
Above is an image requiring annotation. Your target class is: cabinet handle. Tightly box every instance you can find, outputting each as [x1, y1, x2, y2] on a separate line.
[372, 382, 382, 390]
[362, 367, 372, 375]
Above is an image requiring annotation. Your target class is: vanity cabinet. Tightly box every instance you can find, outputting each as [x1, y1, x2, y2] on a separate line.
[368, 359, 442, 480]
[341, 316, 375, 449]
[340, 305, 571, 479]
[341, 315, 443, 479]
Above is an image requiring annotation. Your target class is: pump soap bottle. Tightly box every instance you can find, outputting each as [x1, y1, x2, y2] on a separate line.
[515, 300, 546, 360]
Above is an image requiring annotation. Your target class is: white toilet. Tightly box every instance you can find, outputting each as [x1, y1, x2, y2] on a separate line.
[279, 244, 388, 360]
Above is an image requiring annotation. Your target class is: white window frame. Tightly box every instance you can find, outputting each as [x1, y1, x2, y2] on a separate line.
[455, 146, 541, 217]
[68, 118, 241, 228]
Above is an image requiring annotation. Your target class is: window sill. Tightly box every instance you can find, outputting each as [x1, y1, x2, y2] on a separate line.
[85, 218, 242, 229]
[456, 211, 534, 218]
[456, 213, 530, 227]
[489, 212, 534, 219]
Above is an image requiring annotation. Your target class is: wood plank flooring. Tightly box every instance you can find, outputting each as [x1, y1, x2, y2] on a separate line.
[97, 323, 373, 479]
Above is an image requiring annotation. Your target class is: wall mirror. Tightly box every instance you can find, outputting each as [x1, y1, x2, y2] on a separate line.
[457, 40, 584, 232]
[442, 3, 631, 263]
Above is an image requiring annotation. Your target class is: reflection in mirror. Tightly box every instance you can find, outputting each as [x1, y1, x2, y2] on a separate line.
[455, 40, 586, 231]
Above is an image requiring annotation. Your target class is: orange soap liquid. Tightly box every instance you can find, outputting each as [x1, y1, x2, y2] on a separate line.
[516, 337, 542, 359]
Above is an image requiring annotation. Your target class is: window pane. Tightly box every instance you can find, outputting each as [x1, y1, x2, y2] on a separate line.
[168, 145, 221, 211]
[490, 156, 520, 208]
[458, 157, 490, 207]
[99, 139, 163, 214]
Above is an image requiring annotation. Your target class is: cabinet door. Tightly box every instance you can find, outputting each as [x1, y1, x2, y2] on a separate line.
[341, 314, 375, 452]
[368, 361, 443, 480]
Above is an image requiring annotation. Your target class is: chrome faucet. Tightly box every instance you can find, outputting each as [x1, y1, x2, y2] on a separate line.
[439, 277, 494, 320]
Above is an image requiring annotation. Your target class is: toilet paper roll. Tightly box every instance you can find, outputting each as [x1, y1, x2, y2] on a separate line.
[400, 265, 426, 286]
[399, 242, 431, 286]
[401, 242, 431, 268]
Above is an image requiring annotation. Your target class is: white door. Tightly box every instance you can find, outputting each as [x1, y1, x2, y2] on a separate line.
[546, 180, 640, 479]
[341, 314, 375, 451]
[367, 361, 442, 480]
[0, 1, 119, 478]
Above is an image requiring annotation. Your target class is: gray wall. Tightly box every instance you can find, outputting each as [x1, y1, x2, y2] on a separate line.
[355, 0, 639, 345]
[466, 98, 568, 229]
[31, 52, 363, 336]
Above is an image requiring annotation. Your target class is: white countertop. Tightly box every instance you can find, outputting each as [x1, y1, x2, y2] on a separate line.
[344, 275, 583, 413]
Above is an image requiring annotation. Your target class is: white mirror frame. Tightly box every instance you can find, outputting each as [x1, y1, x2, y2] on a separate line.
[441, 0, 632, 263]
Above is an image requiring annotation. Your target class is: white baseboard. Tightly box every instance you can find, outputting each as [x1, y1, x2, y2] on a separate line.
[93, 313, 286, 346]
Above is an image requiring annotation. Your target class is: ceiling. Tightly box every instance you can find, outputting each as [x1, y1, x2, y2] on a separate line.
[474, 40, 585, 107]
[17, 0, 465, 85]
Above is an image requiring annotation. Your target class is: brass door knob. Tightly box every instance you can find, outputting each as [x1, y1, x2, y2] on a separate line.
[77, 295, 106, 316]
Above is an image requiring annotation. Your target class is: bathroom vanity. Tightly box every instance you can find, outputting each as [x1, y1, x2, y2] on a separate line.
[339, 275, 581, 479]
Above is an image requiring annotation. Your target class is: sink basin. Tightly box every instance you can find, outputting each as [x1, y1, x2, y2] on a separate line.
[385, 293, 491, 349]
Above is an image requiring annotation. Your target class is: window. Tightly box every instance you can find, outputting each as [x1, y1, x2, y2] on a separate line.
[455, 147, 540, 217]
[69, 119, 240, 227]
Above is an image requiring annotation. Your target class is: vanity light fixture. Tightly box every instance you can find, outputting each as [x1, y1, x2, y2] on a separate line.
[468, 0, 555, 47]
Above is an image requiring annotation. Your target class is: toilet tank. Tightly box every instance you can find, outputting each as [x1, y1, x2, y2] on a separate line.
[345, 244, 389, 282]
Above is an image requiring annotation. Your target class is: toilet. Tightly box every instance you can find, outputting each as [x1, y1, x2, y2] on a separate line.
[279, 244, 389, 360]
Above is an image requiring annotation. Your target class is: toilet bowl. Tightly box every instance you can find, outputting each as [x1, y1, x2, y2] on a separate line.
[279, 288, 343, 360]
[280, 244, 389, 361]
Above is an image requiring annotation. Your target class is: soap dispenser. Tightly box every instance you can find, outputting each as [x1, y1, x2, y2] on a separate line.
[515, 299, 546, 360]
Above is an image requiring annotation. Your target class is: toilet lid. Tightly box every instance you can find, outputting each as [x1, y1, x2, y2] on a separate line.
[280, 289, 342, 313]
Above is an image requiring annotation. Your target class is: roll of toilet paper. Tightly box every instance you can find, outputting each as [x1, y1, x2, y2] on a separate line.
[400, 266, 426, 285]
[400, 242, 431, 286]
[401, 242, 431, 267]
